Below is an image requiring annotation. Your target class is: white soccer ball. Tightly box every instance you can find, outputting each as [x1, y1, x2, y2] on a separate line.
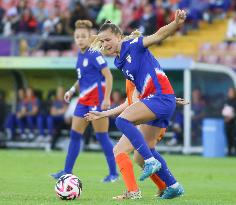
[55, 174, 82, 200]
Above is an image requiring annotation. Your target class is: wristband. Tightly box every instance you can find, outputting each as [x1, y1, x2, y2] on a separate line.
[69, 86, 76, 94]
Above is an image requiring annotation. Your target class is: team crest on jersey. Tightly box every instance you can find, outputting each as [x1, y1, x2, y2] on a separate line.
[83, 58, 88, 67]
[126, 55, 132, 63]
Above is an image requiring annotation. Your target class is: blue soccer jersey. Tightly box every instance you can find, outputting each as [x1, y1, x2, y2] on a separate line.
[114, 36, 174, 98]
[76, 49, 107, 106]
[25, 97, 39, 112]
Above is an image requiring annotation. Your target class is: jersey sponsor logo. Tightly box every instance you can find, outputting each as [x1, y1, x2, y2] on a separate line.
[126, 55, 132, 63]
[96, 56, 105, 65]
[83, 58, 88, 67]
[130, 38, 138, 44]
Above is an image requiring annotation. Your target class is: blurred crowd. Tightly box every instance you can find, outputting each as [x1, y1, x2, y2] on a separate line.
[198, 11, 236, 68]
[0, 0, 234, 56]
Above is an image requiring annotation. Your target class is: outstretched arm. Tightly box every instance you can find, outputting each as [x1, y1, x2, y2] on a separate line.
[84, 100, 129, 121]
[143, 9, 187, 47]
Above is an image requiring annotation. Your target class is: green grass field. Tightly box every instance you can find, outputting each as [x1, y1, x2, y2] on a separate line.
[0, 150, 236, 205]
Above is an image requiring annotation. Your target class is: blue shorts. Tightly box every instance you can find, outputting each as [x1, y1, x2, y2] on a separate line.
[74, 103, 102, 118]
[141, 94, 176, 128]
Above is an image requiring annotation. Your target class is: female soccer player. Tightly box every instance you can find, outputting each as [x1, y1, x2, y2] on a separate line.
[87, 9, 187, 186]
[51, 20, 118, 182]
[85, 79, 188, 199]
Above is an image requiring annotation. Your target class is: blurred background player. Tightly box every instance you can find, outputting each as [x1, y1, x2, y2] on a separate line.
[24, 87, 44, 140]
[5, 88, 26, 140]
[51, 19, 118, 182]
[45, 86, 67, 141]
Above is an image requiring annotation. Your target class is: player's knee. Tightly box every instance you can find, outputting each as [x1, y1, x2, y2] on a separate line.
[147, 139, 157, 148]
[113, 144, 121, 157]
[113, 143, 131, 157]
[115, 117, 127, 130]
[70, 129, 82, 140]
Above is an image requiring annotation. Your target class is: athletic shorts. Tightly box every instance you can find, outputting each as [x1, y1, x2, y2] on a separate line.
[141, 94, 176, 128]
[74, 103, 102, 118]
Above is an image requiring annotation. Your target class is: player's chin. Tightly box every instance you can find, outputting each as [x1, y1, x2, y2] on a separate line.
[104, 48, 115, 56]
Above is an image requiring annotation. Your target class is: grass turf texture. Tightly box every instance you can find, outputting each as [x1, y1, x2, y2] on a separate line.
[0, 150, 236, 205]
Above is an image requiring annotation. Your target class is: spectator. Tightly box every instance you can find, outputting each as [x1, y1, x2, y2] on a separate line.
[120, 0, 137, 31]
[155, 0, 166, 29]
[40, 10, 61, 51]
[209, 0, 231, 21]
[191, 88, 206, 145]
[16, 8, 38, 33]
[19, 38, 29, 56]
[0, 0, 5, 34]
[85, 0, 103, 21]
[49, 21, 71, 51]
[2, 7, 19, 36]
[222, 87, 236, 156]
[46, 86, 67, 140]
[32, 0, 49, 32]
[69, 2, 94, 30]
[226, 12, 236, 39]
[41, 15, 55, 38]
[125, 0, 148, 34]
[178, 0, 209, 33]
[60, 8, 73, 35]
[139, 2, 157, 35]
[17, 0, 29, 16]
[96, 0, 122, 26]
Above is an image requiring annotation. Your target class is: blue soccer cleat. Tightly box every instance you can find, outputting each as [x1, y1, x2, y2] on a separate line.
[102, 174, 119, 183]
[139, 159, 161, 181]
[160, 183, 184, 199]
[51, 170, 68, 180]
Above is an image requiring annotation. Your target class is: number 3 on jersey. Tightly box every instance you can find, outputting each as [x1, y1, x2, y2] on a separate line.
[77, 68, 81, 79]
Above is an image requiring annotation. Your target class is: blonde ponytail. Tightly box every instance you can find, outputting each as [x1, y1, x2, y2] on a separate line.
[123, 30, 142, 41]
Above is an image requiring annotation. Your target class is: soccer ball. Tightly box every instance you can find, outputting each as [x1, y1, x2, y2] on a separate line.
[55, 174, 82, 200]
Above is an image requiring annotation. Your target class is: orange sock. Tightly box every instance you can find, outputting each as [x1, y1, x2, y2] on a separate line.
[115, 153, 138, 192]
[150, 173, 166, 192]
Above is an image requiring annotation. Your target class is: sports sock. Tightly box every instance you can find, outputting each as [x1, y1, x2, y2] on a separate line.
[115, 117, 153, 160]
[96, 132, 117, 175]
[115, 153, 138, 192]
[150, 173, 166, 192]
[64, 130, 82, 173]
[150, 148, 176, 186]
